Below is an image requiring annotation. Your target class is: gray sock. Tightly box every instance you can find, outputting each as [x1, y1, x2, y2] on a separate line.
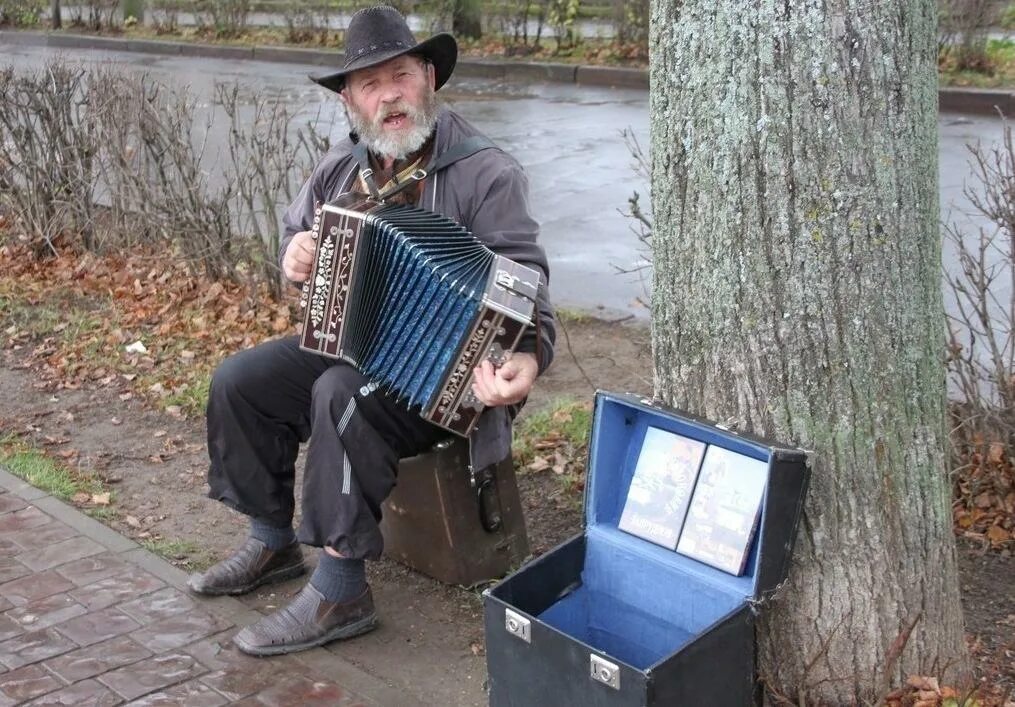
[309, 552, 367, 604]
[249, 518, 297, 550]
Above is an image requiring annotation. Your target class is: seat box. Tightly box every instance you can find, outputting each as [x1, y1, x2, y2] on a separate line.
[381, 437, 529, 586]
[484, 392, 809, 706]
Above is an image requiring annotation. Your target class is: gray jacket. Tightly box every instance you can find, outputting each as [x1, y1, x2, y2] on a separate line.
[279, 107, 556, 471]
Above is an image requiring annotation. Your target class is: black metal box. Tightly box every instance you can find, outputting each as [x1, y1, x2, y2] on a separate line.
[484, 392, 809, 706]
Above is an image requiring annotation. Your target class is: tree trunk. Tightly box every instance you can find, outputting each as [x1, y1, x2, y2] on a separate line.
[452, 0, 483, 39]
[51, 0, 61, 28]
[648, 1, 969, 702]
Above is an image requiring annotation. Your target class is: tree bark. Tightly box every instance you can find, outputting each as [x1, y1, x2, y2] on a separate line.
[452, 0, 483, 39]
[648, 1, 969, 702]
[51, 0, 61, 29]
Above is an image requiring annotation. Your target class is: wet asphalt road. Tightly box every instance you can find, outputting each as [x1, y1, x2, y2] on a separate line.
[1, 43, 1008, 323]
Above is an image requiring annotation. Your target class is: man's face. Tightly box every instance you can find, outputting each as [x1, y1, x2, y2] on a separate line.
[341, 55, 439, 161]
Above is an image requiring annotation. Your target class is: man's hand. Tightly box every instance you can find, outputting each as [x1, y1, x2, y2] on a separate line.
[282, 231, 316, 283]
[471, 352, 538, 407]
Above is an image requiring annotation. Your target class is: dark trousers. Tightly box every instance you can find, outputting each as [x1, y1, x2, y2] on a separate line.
[206, 336, 447, 560]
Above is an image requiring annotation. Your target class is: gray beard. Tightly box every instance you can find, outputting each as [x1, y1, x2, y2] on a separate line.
[346, 90, 440, 161]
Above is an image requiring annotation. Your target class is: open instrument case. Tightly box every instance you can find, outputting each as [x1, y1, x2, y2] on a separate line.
[483, 392, 810, 706]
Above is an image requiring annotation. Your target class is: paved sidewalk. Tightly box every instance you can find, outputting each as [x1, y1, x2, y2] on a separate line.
[0, 468, 407, 706]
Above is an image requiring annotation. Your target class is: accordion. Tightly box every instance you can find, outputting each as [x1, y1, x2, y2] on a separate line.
[299, 193, 540, 437]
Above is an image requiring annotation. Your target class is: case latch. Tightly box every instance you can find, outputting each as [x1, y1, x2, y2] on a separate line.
[590, 654, 620, 690]
[504, 608, 531, 643]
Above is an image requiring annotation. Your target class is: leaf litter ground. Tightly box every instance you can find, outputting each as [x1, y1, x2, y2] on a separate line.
[0, 243, 1011, 705]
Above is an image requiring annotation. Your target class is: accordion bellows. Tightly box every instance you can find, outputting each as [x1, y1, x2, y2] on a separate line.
[299, 193, 540, 437]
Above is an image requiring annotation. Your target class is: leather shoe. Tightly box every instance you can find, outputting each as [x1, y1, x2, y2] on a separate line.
[187, 538, 306, 596]
[232, 583, 377, 656]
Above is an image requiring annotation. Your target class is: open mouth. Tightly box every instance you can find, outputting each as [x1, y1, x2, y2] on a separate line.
[382, 112, 408, 128]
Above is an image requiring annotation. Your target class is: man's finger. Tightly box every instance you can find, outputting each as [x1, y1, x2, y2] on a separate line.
[473, 362, 504, 406]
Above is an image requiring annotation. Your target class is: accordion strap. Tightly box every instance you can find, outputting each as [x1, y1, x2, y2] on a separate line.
[352, 136, 497, 202]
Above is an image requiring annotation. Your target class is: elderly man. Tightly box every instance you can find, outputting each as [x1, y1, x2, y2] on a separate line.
[189, 5, 556, 656]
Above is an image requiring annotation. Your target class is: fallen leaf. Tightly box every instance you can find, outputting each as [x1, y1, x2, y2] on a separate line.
[71, 492, 90, 505]
[986, 525, 1011, 544]
[125, 341, 148, 355]
[551, 408, 573, 424]
[125, 515, 141, 528]
[973, 492, 995, 509]
[91, 492, 111, 506]
[527, 456, 550, 472]
[906, 676, 940, 693]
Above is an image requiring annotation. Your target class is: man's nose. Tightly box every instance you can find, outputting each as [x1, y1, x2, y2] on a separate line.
[379, 84, 402, 104]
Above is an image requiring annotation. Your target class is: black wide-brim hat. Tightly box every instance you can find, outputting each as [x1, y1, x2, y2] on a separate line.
[311, 5, 457, 93]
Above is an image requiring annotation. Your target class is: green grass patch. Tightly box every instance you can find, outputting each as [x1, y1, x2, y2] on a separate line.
[162, 373, 211, 417]
[0, 435, 105, 501]
[554, 307, 594, 324]
[940, 38, 1015, 88]
[0, 297, 63, 338]
[513, 396, 592, 468]
[85, 505, 117, 521]
[141, 537, 216, 570]
[513, 397, 591, 507]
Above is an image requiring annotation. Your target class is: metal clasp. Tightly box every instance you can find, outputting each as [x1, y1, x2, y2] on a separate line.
[590, 654, 619, 690]
[504, 608, 530, 643]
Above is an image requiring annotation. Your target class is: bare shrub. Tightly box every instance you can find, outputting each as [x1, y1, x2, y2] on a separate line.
[0, 60, 330, 300]
[945, 117, 1015, 462]
[493, 0, 548, 52]
[612, 0, 647, 56]
[217, 84, 326, 299]
[65, 0, 121, 29]
[938, 0, 998, 73]
[281, 0, 333, 45]
[0, 0, 45, 26]
[0, 63, 101, 256]
[150, 0, 191, 33]
[195, 0, 250, 38]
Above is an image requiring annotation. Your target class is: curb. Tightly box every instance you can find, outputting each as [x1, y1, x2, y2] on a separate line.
[0, 465, 419, 707]
[939, 86, 1015, 117]
[1, 28, 649, 89]
[4, 30, 1011, 111]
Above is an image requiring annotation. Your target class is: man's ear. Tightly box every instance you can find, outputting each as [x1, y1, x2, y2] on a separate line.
[425, 61, 436, 91]
[339, 87, 349, 105]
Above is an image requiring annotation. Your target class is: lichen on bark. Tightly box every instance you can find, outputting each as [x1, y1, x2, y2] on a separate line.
[648, 0, 968, 701]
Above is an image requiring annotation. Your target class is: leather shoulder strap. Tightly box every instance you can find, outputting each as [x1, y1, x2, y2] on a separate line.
[377, 135, 498, 201]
